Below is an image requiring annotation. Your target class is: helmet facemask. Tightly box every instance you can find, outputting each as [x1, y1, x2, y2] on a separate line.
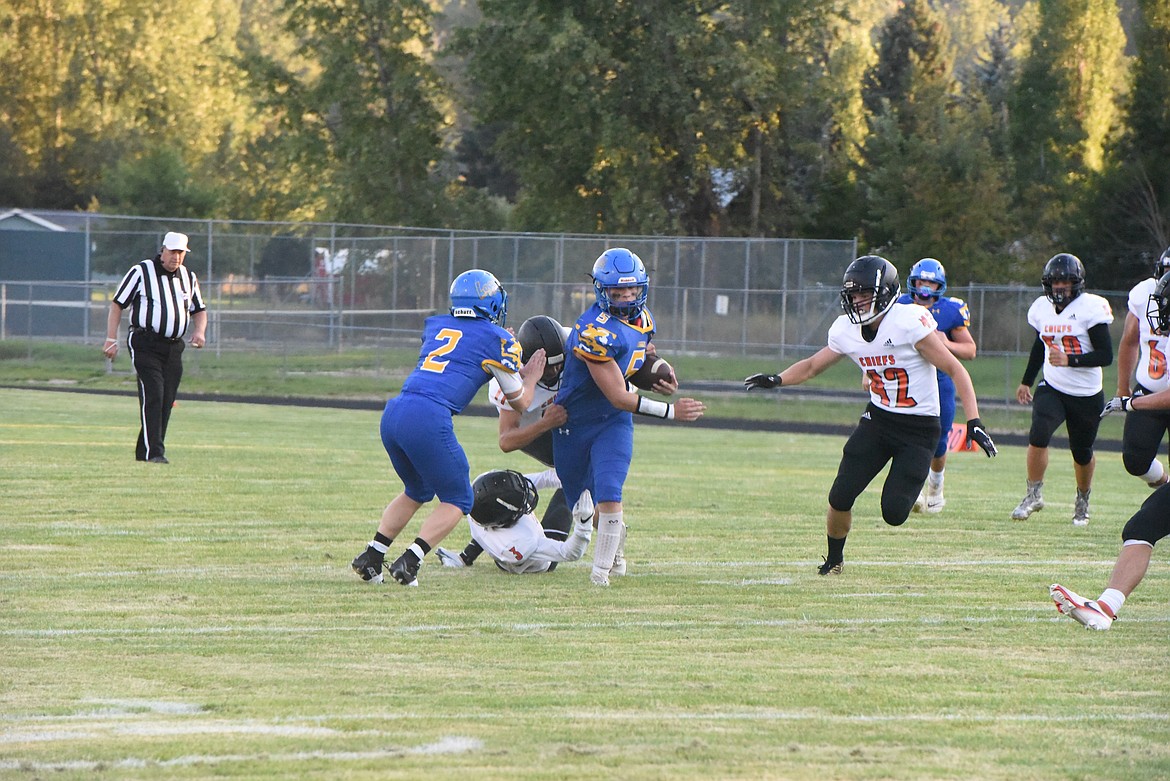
[1147, 272, 1170, 336]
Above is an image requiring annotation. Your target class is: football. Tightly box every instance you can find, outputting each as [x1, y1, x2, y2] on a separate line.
[629, 355, 675, 391]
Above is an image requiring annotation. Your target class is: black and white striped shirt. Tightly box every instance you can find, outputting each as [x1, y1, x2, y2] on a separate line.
[112, 257, 206, 339]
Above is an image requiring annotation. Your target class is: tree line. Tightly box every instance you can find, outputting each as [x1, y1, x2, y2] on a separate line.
[1, 0, 1166, 289]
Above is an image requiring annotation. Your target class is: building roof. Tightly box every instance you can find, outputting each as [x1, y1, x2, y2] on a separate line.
[0, 209, 68, 232]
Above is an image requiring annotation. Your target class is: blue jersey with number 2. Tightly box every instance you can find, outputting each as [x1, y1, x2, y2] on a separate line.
[384, 314, 521, 510]
[401, 314, 522, 412]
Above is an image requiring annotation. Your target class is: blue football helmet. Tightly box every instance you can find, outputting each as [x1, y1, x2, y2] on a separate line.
[450, 269, 508, 325]
[591, 248, 649, 320]
[908, 258, 947, 301]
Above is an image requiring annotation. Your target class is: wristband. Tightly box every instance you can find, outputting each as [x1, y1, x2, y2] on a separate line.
[105, 337, 118, 343]
[635, 396, 675, 420]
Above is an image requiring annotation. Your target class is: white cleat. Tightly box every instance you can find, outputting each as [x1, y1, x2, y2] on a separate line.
[924, 483, 945, 514]
[912, 492, 926, 513]
[590, 567, 611, 587]
[435, 547, 466, 568]
[1050, 584, 1113, 630]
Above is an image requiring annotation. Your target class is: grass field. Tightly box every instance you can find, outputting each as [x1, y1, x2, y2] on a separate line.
[2, 387, 1167, 780]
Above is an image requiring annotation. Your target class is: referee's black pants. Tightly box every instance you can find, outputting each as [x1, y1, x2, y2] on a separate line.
[128, 329, 185, 461]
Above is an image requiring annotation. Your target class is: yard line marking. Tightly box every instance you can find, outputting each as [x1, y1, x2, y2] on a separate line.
[0, 737, 483, 772]
[0, 559, 1122, 581]
[4, 614, 1169, 640]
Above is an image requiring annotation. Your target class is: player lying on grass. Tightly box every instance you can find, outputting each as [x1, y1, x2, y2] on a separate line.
[437, 469, 594, 574]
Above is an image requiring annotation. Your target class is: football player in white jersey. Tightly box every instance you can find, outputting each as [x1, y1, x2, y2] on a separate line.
[1049, 272, 1170, 630]
[441, 469, 594, 574]
[1111, 247, 1170, 488]
[438, 315, 577, 569]
[744, 255, 997, 575]
[1012, 253, 1114, 526]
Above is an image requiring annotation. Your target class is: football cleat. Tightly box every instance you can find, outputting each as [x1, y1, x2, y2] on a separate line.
[435, 547, 466, 568]
[590, 567, 611, 587]
[1072, 490, 1090, 527]
[389, 553, 420, 587]
[351, 548, 384, 584]
[912, 492, 926, 513]
[1011, 486, 1044, 520]
[924, 482, 945, 514]
[817, 557, 844, 576]
[1050, 584, 1113, 630]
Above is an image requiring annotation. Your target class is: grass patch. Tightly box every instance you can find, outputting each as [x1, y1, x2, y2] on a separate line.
[0, 388, 1166, 780]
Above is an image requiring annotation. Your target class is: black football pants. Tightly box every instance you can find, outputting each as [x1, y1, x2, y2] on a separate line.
[128, 330, 185, 461]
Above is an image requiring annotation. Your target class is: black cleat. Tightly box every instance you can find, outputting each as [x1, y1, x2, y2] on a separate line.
[389, 553, 420, 587]
[817, 557, 844, 576]
[351, 548, 384, 584]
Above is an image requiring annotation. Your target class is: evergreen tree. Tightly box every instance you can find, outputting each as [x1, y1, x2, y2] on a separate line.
[1007, 0, 1129, 260]
[1077, 0, 1170, 285]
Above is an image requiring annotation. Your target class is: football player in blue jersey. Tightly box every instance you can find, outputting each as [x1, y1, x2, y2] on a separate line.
[351, 269, 544, 587]
[897, 258, 978, 515]
[553, 248, 707, 586]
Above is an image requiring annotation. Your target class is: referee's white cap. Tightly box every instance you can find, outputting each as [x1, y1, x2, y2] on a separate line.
[162, 232, 190, 252]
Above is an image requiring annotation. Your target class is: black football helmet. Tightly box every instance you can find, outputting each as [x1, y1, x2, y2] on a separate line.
[840, 255, 900, 325]
[517, 315, 569, 388]
[1154, 246, 1170, 278]
[1146, 271, 1170, 336]
[1041, 253, 1085, 306]
[470, 470, 538, 530]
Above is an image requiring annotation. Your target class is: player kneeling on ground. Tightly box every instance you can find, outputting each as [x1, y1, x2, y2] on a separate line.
[437, 469, 595, 574]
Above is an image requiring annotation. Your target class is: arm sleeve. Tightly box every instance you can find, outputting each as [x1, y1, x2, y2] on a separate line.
[1067, 322, 1114, 368]
[526, 523, 591, 564]
[1020, 332, 1045, 387]
[488, 363, 523, 396]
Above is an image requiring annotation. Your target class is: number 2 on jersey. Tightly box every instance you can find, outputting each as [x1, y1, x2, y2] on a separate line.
[420, 328, 463, 373]
[865, 367, 917, 408]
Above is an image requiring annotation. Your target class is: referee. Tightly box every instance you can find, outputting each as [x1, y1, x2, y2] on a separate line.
[103, 231, 207, 463]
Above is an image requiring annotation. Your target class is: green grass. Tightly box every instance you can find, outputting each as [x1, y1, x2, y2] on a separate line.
[1, 388, 1167, 780]
[0, 339, 1123, 438]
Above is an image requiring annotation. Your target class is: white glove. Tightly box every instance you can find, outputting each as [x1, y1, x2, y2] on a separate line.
[435, 547, 466, 568]
[1101, 396, 1131, 417]
[572, 489, 595, 525]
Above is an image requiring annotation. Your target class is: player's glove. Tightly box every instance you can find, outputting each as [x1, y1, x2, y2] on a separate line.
[965, 418, 998, 458]
[572, 489, 595, 525]
[1101, 396, 1132, 417]
[744, 373, 782, 391]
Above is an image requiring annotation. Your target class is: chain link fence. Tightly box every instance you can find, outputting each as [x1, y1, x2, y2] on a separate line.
[0, 212, 1140, 400]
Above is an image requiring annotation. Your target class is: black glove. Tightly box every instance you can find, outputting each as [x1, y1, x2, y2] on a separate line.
[965, 418, 998, 457]
[744, 373, 782, 391]
[1101, 396, 1131, 417]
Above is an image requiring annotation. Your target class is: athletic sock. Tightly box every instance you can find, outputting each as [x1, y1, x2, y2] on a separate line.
[405, 538, 431, 563]
[826, 534, 846, 564]
[928, 468, 944, 490]
[1096, 589, 1125, 618]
